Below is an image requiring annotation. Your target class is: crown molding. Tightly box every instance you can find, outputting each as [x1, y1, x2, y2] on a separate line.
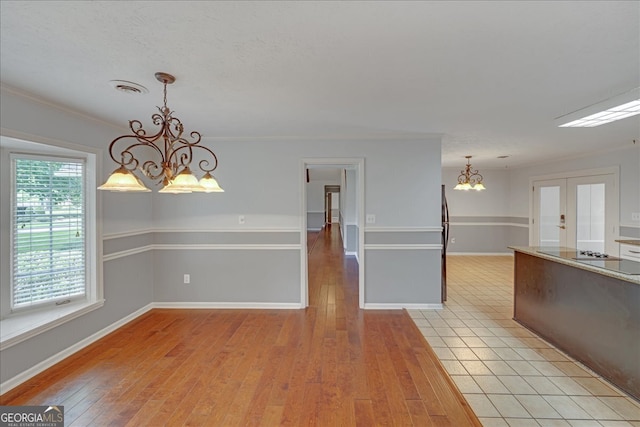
[1, 83, 126, 132]
[201, 133, 444, 143]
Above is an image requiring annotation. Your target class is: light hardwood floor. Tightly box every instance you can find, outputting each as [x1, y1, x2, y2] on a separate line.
[0, 226, 480, 426]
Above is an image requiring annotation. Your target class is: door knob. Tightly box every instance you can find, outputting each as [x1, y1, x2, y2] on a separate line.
[556, 225, 566, 229]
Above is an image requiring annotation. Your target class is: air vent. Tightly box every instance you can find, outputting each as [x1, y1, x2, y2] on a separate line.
[109, 80, 149, 95]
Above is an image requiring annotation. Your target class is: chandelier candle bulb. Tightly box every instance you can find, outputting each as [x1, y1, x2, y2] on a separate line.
[98, 72, 223, 194]
[98, 166, 151, 192]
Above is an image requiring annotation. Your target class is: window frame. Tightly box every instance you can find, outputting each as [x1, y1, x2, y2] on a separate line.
[10, 153, 88, 311]
[0, 134, 103, 350]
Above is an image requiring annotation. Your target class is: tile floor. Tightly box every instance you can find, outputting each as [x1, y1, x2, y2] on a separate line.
[408, 255, 640, 427]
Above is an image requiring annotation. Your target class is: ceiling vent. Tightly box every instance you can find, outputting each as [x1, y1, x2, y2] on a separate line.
[109, 80, 149, 95]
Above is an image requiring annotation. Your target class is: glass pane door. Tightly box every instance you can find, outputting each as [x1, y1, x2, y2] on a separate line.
[540, 186, 561, 246]
[532, 173, 618, 255]
[533, 179, 566, 247]
[567, 174, 616, 255]
[575, 183, 605, 252]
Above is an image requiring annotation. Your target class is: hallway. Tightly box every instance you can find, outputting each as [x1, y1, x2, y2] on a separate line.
[300, 225, 482, 425]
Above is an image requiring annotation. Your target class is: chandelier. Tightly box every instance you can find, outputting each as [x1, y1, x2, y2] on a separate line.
[453, 156, 486, 191]
[98, 72, 223, 193]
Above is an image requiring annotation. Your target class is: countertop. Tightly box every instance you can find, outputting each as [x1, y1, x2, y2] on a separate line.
[616, 239, 640, 246]
[509, 246, 640, 284]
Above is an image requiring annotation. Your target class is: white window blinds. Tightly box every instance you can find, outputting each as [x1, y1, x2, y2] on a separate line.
[11, 156, 86, 308]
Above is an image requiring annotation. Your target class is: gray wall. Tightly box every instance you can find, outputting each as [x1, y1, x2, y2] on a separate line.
[307, 212, 325, 230]
[345, 224, 359, 255]
[365, 250, 440, 304]
[443, 167, 527, 254]
[447, 217, 529, 253]
[343, 169, 358, 257]
[363, 228, 442, 306]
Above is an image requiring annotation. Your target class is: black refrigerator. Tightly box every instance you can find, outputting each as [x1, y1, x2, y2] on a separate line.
[441, 184, 449, 302]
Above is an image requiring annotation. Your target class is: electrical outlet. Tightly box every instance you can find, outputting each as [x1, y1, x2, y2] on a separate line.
[451, 237, 456, 244]
[366, 214, 376, 224]
[632, 212, 640, 221]
[238, 215, 245, 225]
[183, 274, 190, 284]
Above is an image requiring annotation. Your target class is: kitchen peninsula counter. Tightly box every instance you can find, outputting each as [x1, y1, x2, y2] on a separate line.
[616, 239, 640, 246]
[510, 246, 640, 284]
[509, 246, 640, 400]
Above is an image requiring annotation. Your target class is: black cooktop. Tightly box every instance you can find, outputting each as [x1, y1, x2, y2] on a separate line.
[537, 247, 640, 275]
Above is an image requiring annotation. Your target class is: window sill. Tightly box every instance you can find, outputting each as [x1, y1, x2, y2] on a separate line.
[0, 299, 105, 351]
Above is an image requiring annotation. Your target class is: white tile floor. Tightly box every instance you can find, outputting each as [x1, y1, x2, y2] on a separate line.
[408, 256, 640, 427]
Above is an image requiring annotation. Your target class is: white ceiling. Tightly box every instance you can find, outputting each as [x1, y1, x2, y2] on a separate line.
[1, 1, 638, 168]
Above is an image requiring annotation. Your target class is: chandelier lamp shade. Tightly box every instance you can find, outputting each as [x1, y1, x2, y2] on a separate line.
[98, 72, 224, 194]
[453, 156, 486, 191]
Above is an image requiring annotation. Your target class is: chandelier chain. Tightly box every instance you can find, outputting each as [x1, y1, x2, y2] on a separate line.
[163, 81, 168, 110]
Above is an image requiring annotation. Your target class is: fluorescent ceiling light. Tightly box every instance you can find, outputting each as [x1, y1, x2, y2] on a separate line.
[556, 88, 640, 128]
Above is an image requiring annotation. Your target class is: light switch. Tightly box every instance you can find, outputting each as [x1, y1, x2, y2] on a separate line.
[239, 215, 245, 224]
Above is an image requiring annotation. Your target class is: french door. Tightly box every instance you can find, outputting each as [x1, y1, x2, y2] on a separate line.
[533, 179, 567, 247]
[532, 172, 618, 254]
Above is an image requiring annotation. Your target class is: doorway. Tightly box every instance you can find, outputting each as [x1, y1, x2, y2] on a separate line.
[324, 185, 340, 226]
[531, 168, 619, 254]
[301, 158, 365, 308]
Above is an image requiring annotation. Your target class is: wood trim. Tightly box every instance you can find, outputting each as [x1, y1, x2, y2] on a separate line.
[104, 228, 301, 239]
[365, 226, 442, 232]
[449, 222, 529, 228]
[153, 302, 302, 309]
[103, 243, 301, 261]
[364, 244, 442, 250]
[364, 303, 443, 310]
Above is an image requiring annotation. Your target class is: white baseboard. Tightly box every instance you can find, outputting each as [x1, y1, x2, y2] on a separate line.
[0, 303, 154, 395]
[447, 252, 514, 256]
[364, 303, 443, 310]
[344, 251, 360, 265]
[153, 302, 303, 309]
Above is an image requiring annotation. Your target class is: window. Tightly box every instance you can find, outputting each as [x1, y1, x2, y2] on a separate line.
[1, 136, 103, 349]
[11, 155, 86, 309]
